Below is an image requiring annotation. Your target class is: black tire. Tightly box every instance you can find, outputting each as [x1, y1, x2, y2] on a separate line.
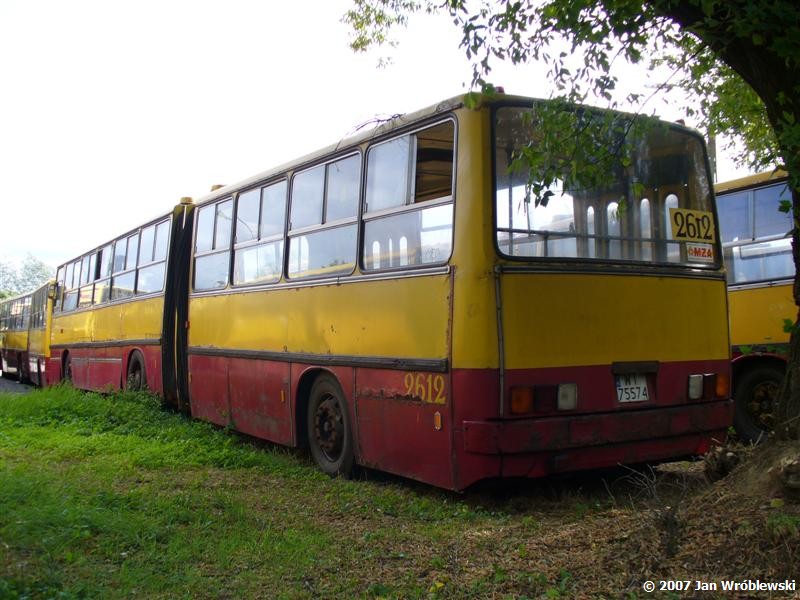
[307, 374, 354, 477]
[126, 351, 146, 391]
[733, 365, 783, 443]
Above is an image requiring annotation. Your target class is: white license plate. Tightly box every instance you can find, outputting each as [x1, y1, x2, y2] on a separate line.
[616, 374, 650, 403]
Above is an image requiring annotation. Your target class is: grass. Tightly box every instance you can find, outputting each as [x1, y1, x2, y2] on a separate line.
[1, 385, 798, 599]
[0, 386, 506, 599]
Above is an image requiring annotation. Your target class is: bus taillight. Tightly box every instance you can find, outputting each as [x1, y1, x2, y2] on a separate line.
[689, 373, 730, 400]
[510, 387, 534, 414]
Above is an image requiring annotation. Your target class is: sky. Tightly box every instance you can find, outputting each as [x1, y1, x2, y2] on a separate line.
[0, 0, 751, 269]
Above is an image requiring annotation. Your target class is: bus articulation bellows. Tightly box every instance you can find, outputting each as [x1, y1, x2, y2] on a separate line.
[42, 94, 732, 490]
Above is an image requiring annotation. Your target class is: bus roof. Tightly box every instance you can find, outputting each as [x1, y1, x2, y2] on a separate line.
[715, 169, 788, 194]
[191, 94, 468, 209]
[190, 92, 704, 210]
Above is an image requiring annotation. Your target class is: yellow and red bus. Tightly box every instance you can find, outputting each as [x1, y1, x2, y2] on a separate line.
[716, 170, 794, 441]
[0, 280, 55, 385]
[46, 94, 732, 490]
[0, 291, 32, 381]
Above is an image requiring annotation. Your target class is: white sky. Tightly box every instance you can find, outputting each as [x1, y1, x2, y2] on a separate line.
[0, 0, 750, 269]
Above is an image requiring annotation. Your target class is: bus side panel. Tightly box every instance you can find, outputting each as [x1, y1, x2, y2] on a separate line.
[88, 346, 123, 390]
[27, 329, 44, 385]
[51, 296, 165, 391]
[187, 274, 452, 478]
[728, 282, 793, 348]
[69, 349, 90, 389]
[2, 331, 29, 379]
[188, 354, 230, 427]
[355, 367, 454, 490]
[450, 368, 502, 490]
[228, 357, 292, 445]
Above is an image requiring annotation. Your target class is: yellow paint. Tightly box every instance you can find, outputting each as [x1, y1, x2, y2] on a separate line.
[501, 274, 730, 369]
[450, 106, 500, 369]
[187, 103, 729, 376]
[188, 275, 451, 360]
[51, 296, 164, 346]
[728, 282, 793, 346]
[2, 330, 28, 353]
[28, 284, 55, 361]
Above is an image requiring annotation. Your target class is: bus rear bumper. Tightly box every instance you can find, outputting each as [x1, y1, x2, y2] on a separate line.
[462, 399, 733, 456]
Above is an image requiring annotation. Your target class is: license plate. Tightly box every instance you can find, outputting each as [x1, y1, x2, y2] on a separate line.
[616, 374, 650, 403]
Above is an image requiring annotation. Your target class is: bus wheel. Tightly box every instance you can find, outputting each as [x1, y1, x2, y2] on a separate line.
[126, 351, 145, 391]
[734, 366, 782, 443]
[307, 374, 354, 478]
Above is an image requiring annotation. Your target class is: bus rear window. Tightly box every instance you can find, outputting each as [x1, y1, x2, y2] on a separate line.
[494, 106, 717, 267]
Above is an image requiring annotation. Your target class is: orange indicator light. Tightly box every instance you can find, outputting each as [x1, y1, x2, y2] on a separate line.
[510, 387, 534, 415]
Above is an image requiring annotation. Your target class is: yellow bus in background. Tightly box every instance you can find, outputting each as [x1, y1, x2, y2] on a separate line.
[25, 280, 55, 386]
[0, 281, 57, 385]
[0, 291, 32, 381]
[48, 94, 732, 490]
[716, 170, 794, 441]
[50, 210, 184, 395]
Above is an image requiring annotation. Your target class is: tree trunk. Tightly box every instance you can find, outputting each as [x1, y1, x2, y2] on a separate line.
[775, 188, 800, 440]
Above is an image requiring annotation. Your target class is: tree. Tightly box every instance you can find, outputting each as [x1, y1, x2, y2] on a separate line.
[345, 0, 800, 438]
[0, 254, 55, 297]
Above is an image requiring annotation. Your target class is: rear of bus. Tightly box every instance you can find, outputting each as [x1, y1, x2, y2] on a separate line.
[451, 98, 731, 488]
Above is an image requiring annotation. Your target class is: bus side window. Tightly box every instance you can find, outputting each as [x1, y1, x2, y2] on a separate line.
[233, 179, 287, 286]
[194, 199, 233, 291]
[137, 220, 170, 295]
[287, 154, 360, 279]
[363, 120, 455, 271]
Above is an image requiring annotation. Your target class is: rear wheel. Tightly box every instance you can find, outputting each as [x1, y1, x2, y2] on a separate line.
[734, 365, 783, 443]
[126, 351, 146, 391]
[307, 374, 354, 477]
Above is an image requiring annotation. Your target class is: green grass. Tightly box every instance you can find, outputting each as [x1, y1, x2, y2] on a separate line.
[0, 386, 505, 599]
[2, 385, 795, 599]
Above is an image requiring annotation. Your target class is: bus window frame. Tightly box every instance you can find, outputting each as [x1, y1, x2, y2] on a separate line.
[286, 151, 362, 282]
[231, 178, 288, 288]
[489, 102, 721, 273]
[360, 117, 457, 275]
[55, 213, 173, 313]
[719, 179, 794, 287]
[192, 197, 235, 292]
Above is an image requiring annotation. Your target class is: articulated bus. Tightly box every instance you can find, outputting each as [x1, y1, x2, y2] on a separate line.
[716, 170, 794, 441]
[0, 280, 55, 385]
[45, 94, 732, 490]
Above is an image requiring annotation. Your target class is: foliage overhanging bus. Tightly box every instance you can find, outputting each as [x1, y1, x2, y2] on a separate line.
[716, 170, 794, 442]
[42, 94, 732, 490]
